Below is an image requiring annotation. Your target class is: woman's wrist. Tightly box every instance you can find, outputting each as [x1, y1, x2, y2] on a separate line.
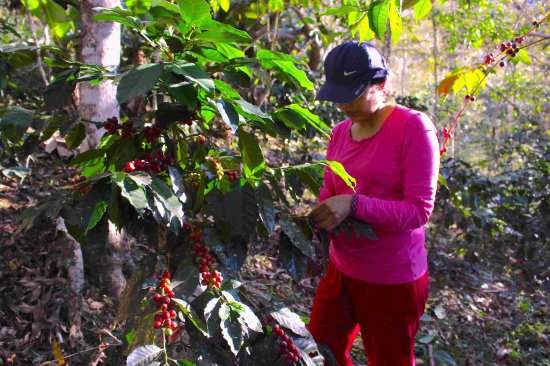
[350, 193, 359, 217]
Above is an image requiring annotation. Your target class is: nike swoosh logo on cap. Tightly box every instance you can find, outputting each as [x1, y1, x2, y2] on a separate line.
[343, 70, 357, 76]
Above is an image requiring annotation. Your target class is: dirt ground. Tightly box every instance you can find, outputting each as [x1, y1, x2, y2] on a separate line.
[0, 154, 548, 366]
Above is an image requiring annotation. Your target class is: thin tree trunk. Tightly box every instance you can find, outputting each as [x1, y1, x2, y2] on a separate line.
[432, 11, 439, 122]
[77, 0, 129, 301]
[79, 0, 121, 151]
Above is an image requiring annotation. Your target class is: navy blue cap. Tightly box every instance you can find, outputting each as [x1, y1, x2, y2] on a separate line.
[316, 41, 389, 103]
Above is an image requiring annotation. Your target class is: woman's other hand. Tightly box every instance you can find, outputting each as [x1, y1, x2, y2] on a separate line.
[308, 195, 353, 231]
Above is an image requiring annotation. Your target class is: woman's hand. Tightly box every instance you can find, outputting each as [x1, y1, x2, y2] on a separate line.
[308, 195, 353, 231]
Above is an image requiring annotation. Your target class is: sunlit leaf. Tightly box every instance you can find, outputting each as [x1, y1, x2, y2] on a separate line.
[368, 0, 389, 39]
[126, 345, 162, 366]
[414, 0, 432, 20]
[117, 64, 163, 104]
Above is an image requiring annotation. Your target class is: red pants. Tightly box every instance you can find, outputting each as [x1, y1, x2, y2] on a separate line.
[308, 261, 429, 366]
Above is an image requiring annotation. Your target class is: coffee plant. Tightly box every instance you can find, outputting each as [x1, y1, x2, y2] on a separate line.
[0, 0, 379, 364]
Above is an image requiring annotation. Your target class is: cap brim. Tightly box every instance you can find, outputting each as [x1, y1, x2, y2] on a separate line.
[315, 81, 369, 103]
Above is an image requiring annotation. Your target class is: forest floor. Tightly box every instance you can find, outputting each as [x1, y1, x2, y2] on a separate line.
[0, 153, 548, 366]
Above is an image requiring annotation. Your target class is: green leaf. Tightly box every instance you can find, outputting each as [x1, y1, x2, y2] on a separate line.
[195, 31, 251, 44]
[150, 0, 180, 14]
[323, 160, 357, 191]
[272, 104, 330, 136]
[438, 173, 448, 188]
[256, 50, 314, 90]
[167, 61, 215, 92]
[270, 307, 311, 338]
[93, 7, 140, 28]
[413, 0, 432, 20]
[65, 122, 86, 150]
[117, 64, 163, 104]
[233, 99, 272, 124]
[126, 0, 152, 16]
[214, 80, 241, 100]
[516, 49, 532, 65]
[214, 99, 240, 133]
[127, 171, 153, 186]
[168, 166, 187, 201]
[126, 345, 162, 366]
[23, 0, 74, 40]
[175, 0, 211, 25]
[151, 176, 184, 226]
[215, 43, 245, 59]
[279, 219, 316, 259]
[388, 0, 402, 44]
[0, 107, 35, 143]
[238, 128, 266, 181]
[86, 201, 108, 231]
[172, 298, 209, 336]
[368, 0, 390, 39]
[171, 265, 199, 299]
[69, 148, 107, 167]
[321, 5, 359, 16]
[256, 183, 276, 234]
[118, 176, 149, 216]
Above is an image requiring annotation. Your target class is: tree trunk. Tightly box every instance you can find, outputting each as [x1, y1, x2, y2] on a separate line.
[77, 0, 129, 302]
[79, 0, 121, 151]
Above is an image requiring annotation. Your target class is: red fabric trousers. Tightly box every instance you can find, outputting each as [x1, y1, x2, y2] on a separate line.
[308, 261, 429, 366]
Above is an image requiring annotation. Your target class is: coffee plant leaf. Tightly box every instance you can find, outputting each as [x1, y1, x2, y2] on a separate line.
[172, 264, 199, 300]
[118, 176, 149, 216]
[368, 0, 389, 39]
[203, 296, 222, 337]
[288, 165, 323, 197]
[255, 182, 276, 235]
[270, 307, 312, 339]
[283, 170, 303, 201]
[0, 106, 35, 143]
[151, 176, 184, 226]
[126, 344, 162, 366]
[265, 173, 290, 207]
[200, 19, 251, 43]
[175, 360, 196, 366]
[220, 310, 244, 355]
[233, 301, 262, 333]
[172, 298, 209, 336]
[294, 338, 324, 366]
[125, 0, 152, 17]
[65, 122, 86, 150]
[238, 128, 266, 181]
[278, 232, 308, 282]
[323, 160, 356, 191]
[127, 171, 153, 187]
[176, 0, 211, 26]
[168, 166, 186, 200]
[213, 99, 240, 133]
[166, 60, 215, 93]
[69, 148, 107, 167]
[279, 219, 315, 259]
[117, 64, 163, 104]
[43, 69, 78, 109]
[220, 279, 241, 291]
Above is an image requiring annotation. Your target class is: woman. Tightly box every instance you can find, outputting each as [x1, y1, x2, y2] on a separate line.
[308, 41, 440, 366]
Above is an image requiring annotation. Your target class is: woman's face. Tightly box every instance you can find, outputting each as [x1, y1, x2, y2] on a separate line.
[337, 84, 385, 124]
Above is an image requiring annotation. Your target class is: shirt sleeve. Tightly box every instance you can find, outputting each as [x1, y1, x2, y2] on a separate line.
[352, 113, 440, 231]
[318, 126, 338, 203]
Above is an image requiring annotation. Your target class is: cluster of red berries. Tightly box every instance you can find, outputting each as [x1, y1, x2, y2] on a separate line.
[143, 125, 162, 142]
[439, 147, 447, 156]
[225, 171, 238, 181]
[192, 242, 222, 289]
[464, 94, 476, 102]
[197, 135, 206, 145]
[123, 150, 172, 174]
[104, 116, 163, 141]
[104, 117, 120, 135]
[152, 272, 179, 335]
[272, 324, 301, 365]
[483, 36, 527, 68]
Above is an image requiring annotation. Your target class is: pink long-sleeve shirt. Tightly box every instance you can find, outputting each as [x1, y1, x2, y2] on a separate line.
[319, 105, 440, 284]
